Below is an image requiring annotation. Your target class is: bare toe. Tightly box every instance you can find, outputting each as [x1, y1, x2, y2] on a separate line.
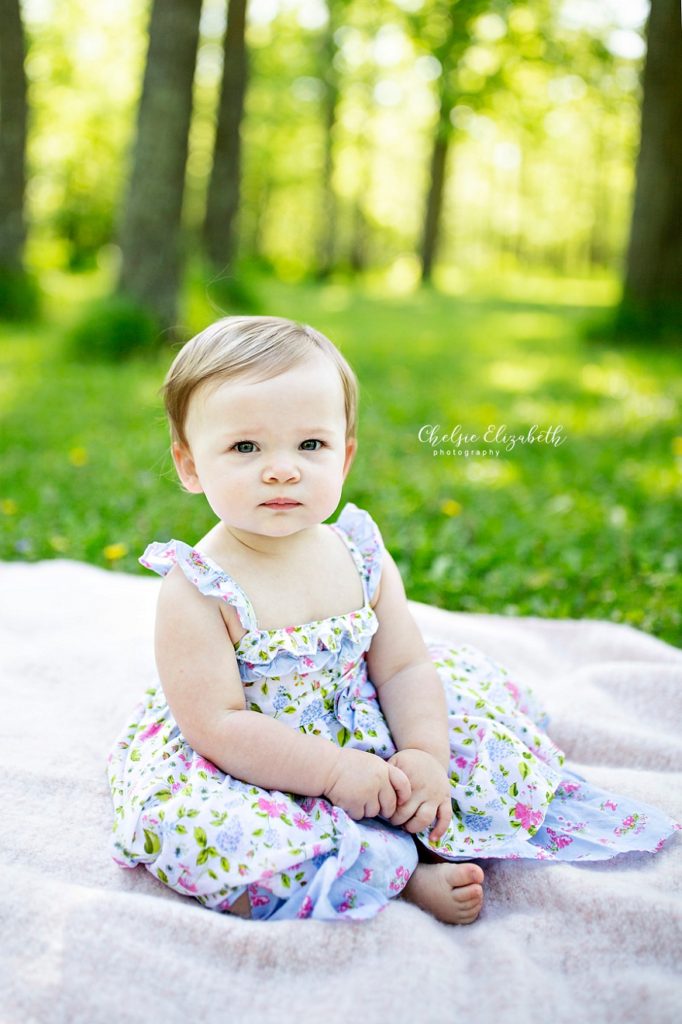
[403, 863, 485, 925]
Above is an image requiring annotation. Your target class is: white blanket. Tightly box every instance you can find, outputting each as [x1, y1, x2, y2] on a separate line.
[1, 559, 681, 1024]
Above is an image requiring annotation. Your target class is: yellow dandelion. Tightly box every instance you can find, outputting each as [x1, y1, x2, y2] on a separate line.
[1, 498, 18, 515]
[673, 437, 682, 457]
[49, 535, 70, 553]
[440, 498, 463, 517]
[103, 542, 129, 562]
[69, 446, 88, 467]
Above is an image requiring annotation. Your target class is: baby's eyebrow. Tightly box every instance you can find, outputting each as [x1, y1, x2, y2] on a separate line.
[221, 426, 337, 437]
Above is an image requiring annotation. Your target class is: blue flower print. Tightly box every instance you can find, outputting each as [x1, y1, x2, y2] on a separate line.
[216, 818, 243, 854]
[464, 814, 493, 832]
[273, 686, 289, 711]
[300, 698, 325, 728]
[485, 738, 515, 761]
[492, 770, 509, 794]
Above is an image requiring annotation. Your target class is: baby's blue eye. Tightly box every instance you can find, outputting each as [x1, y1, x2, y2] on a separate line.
[300, 439, 323, 451]
[233, 441, 257, 454]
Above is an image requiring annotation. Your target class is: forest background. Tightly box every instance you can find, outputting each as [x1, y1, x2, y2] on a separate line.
[1, 0, 680, 645]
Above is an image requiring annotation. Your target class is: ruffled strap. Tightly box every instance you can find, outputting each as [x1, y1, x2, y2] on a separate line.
[331, 503, 384, 604]
[139, 540, 257, 632]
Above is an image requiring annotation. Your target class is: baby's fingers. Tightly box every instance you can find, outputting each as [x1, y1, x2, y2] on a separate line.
[378, 780, 398, 820]
[388, 764, 411, 805]
[429, 797, 454, 843]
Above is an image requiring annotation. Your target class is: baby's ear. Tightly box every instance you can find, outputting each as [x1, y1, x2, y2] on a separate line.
[171, 442, 203, 494]
[342, 437, 357, 479]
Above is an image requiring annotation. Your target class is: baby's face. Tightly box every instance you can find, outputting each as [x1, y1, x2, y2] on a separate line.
[173, 351, 356, 539]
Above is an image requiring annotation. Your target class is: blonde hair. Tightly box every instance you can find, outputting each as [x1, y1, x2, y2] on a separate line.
[163, 315, 358, 447]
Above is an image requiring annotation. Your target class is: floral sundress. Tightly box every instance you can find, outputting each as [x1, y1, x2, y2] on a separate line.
[106, 502, 680, 921]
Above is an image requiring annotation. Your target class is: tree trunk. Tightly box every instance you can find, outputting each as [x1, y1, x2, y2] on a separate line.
[117, 0, 203, 329]
[622, 0, 682, 322]
[0, 0, 28, 269]
[420, 104, 451, 284]
[316, 2, 343, 279]
[204, 0, 249, 271]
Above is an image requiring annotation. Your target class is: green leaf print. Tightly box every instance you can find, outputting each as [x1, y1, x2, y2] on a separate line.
[157, 868, 168, 884]
[143, 829, 161, 855]
[509, 782, 518, 797]
[220, 857, 230, 872]
[194, 827, 207, 847]
[187, 809, 200, 818]
[176, 825, 187, 834]
[353, 729, 364, 740]
[337, 727, 350, 746]
[284, 706, 296, 714]
[156, 790, 172, 802]
[281, 874, 291, 888]
[197, 849, 210, 865]
[130, 749, 141, 762]
[519, 761, 530, 780]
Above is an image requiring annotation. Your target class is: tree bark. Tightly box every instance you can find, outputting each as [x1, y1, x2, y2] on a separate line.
[316, 0, 344, 278]
[0, 0, 28, 269]
[117, 0, 203, 329]
[623, 0, 682, 318]
[420, 106, 451, 284]
[204, 0, 249, 271]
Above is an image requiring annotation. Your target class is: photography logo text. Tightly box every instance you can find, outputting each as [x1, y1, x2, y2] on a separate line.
[418, 423, 567, 457]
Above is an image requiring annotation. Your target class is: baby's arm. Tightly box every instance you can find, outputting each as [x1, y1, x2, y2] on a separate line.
[366, 551, 452, 840]
[154, 567, 409, 820]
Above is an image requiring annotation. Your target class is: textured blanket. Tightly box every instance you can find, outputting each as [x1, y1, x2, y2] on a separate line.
[1, 559, 681, 1024]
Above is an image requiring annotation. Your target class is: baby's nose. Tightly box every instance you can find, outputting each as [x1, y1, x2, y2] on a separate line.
[262, 456, 301, 482]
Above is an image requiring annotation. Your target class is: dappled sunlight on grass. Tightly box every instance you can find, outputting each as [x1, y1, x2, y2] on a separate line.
[1, 274, 680, 645]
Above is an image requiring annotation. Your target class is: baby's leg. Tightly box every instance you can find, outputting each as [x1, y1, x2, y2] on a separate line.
[401, 840, 484, 925]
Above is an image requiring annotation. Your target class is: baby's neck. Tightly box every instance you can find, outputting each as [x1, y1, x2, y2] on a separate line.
[212, 521, 323, 562]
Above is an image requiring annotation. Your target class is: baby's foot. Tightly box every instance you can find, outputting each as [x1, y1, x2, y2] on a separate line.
[402, 862, 484, 925]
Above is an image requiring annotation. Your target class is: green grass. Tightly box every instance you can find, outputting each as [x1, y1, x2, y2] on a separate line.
[1, 271, 680, 647]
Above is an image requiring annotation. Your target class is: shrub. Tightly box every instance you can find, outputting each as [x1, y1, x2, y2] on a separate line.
[67, 294, 161, 360]
[0, 266, 41, 321]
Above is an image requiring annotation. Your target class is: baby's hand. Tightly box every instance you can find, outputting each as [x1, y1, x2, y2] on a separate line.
[323, 747, 411, 821]
[387, 748, 452, 842]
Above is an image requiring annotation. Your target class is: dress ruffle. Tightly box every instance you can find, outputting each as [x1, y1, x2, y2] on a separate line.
[140, 539, 257, 631]
[333, 502, 384, 603]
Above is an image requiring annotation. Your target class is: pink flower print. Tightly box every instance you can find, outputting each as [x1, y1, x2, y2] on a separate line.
[477, 727, 486, 741]
[455, 757, 468, 770]
[559, 782, 581, 795]
[293, 812, 313, 831]
[285, 626, 296, 633]
[546, 827, 573, 849]
[297, 896, 314, 919]
[246, 885, 271, 908]
[195, 756, 220, 775]
[361, 868, 373, 883]
[504, 680, 521, 703]
[514, 802, 544, 831]
[171, 782, 183, 794]
[603, 800, 618, 812]
[257, 797, 288, 817]
[389, 864, 410, 893]
[177, 865, 199, 893]
[139, 721, 163, 741]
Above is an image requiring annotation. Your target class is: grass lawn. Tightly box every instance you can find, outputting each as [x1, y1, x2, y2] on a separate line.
[1, 270, 680, 647]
